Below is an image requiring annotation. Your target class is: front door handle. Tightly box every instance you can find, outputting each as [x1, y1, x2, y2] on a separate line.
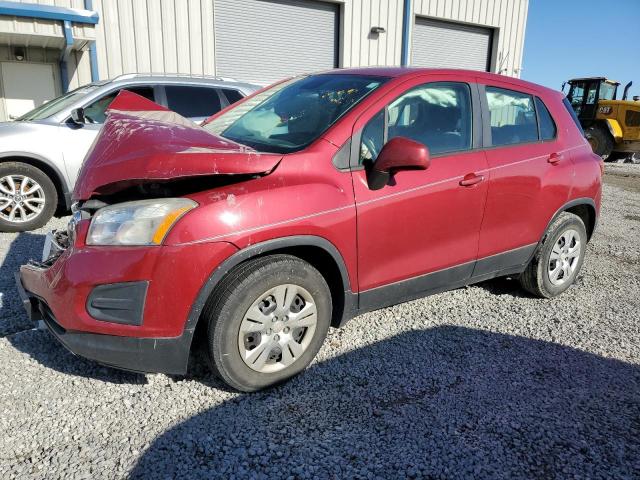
[548, 152, 563, 164]
[459, 173, 485, 187]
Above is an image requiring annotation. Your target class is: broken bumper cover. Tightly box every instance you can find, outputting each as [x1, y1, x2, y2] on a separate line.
[15, 271, 191, 375]
[15, 237, 239, 375]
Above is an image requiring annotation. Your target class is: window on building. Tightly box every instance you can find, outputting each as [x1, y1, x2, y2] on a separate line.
[83, 86, 154, 124]
[486, 87, 538, 146]
[360, 82, 472, 163]
[165, 86, 221, 119]
[535, 97, 557, 141]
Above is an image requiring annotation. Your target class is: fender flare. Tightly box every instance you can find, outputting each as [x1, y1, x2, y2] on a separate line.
[180, 235, 355, 342]
[531, 197, 597, 261]
[603, 118, 623, 142]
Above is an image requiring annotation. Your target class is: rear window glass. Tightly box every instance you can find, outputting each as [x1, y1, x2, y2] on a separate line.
[486, 87, 538, 146]
[165, 86, 221, 118]
[535, 97, 557, 140]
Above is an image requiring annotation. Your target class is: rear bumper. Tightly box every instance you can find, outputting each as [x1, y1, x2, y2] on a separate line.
[16, 272, 191, 375]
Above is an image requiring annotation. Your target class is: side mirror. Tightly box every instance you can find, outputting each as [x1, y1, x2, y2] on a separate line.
[366, 136, 430, 190]
[70, 107, 86, 125]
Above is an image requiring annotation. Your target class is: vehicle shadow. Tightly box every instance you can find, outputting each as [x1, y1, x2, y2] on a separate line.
[0, 232, 45, 336]
[130, 326, 640, 479]
[2, 232, 146, 385]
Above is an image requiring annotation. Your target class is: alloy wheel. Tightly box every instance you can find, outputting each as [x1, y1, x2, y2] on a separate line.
[238, 283, 318, 373]
[0, 174, 46, 223]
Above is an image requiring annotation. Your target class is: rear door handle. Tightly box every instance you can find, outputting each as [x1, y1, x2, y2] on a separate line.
[548, 152, 563, 164]
[459, 173, 485, 187]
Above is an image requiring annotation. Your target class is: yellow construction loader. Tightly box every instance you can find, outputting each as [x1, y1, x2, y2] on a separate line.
[565, 77, 640, 161]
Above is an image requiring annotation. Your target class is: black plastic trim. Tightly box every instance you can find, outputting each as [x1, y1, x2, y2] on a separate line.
[87, 281, 148, 326]
[181, 235, 356, 340]
[542, 197, 598, 242]
[471, 243, 537, 280]
[359, 261, 475, 313]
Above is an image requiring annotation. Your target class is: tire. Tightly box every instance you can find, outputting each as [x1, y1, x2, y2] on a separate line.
[0, 162, 58, 232]
[519, 212, 587, 298]
[205, 254, 332, 392]
[585, 124, 614, 158]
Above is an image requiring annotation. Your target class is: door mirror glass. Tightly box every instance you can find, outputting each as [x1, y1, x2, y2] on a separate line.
[70, 107, 86, 124]
[366, 136, 430, 190]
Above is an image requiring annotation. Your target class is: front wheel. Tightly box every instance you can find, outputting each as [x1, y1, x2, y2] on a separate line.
[519, 212, 587, 298]
[205, 255, 332, 392]
[0, 162, 57, 232]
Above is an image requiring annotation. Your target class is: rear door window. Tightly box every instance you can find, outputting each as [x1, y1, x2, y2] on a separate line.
[83, 86, 155, 124]
[535, 97, 557, 141]
[164, 86, 222, 119]
[485, 87, 538, 146]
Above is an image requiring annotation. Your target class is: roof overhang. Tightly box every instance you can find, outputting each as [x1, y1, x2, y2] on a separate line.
[0, 1, 97, 50]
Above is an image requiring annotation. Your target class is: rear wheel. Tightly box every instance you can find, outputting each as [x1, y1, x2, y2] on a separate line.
[519, 212, 587, 298]
[0, 162, 57, 232]
[205, 254, 332, 392]
[585, 124, 614, 159]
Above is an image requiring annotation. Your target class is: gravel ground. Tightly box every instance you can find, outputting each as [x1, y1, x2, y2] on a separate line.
[1, 165, 639, 479]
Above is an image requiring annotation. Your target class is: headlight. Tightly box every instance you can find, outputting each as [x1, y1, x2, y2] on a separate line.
[87, 198, 197, 246]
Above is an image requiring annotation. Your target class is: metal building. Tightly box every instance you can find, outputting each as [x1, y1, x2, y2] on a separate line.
[0, 0, 529, 122]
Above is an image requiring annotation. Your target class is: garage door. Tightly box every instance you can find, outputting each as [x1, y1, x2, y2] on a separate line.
[214, 0, 339, 85]
[411, 18, 492, 71]
[0, 62, 57, 121]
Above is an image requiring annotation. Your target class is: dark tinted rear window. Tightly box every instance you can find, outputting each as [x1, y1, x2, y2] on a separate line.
[221, 88, 244, 104]
[535, 97, 557, 140]
[165, 86, 221, 118]
[563, 97, 584, 135]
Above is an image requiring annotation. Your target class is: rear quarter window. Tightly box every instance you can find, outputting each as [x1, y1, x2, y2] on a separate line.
[563, 97, 584, 135]
[535, 97, 557, 140]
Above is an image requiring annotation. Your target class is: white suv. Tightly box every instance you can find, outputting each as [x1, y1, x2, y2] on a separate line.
[0, 74, 258, 232]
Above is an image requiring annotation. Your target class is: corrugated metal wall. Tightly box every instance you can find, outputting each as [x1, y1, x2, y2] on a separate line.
[411, 0, 529, 77]
[2, 0, 529, 87]
[341, 0, 405, 67]
[93, 0, 216, 79]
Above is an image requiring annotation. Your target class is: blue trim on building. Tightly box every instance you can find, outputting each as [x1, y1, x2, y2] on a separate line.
[84, 0, 99, 81]
[59, 20, 74, 92]
[400, 0, 412, 66]
[0, 0, 98, 24]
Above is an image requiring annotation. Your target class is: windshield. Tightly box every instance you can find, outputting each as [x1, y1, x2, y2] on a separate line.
[599, 82, 617, 101]
[204, 74, 387, 153]
[17, 84, 101, 121]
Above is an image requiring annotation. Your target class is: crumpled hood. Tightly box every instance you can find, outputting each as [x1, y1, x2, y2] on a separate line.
[73, 90, 281, 200]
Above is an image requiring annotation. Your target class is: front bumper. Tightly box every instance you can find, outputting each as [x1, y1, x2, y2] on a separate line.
[16, 271, 191, 374]
[16, 231, 238, 375]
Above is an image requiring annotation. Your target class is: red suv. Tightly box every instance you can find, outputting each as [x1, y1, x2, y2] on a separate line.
[17, 68, 602, 391]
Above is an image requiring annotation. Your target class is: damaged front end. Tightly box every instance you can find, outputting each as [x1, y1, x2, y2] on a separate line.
[73, 90, 282, 204]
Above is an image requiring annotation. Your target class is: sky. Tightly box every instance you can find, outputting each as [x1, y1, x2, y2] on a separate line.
[522, 0, 640, 98]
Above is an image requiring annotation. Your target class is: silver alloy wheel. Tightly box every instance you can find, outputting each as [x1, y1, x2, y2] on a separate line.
[238, 283, 318, 373]
[0, 175, 46, 223]
[548, 228, 581, 286]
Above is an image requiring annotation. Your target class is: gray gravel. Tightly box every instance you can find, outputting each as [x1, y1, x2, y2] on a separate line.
[1, 165, 639, 479]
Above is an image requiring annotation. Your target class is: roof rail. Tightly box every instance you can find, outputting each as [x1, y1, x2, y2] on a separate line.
[111, 72, 238, 82]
